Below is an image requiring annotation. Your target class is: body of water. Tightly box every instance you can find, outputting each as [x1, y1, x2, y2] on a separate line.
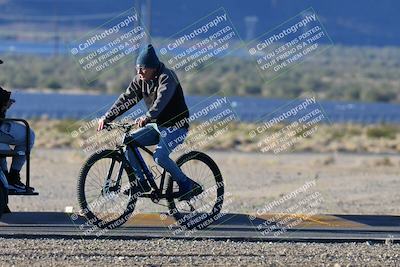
[5, 92, 400, 124]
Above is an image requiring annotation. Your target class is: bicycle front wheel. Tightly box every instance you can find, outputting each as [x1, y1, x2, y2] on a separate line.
[167, 151, 224, 230]
[77, 149, 138, 229]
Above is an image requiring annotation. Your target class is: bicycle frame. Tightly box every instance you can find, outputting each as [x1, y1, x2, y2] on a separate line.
[108, 131, 168, 199]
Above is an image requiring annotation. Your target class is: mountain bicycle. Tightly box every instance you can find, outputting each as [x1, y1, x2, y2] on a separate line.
[77, 121, 224, 230]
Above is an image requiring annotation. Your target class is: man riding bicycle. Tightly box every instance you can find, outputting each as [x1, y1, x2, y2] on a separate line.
[98, 44, 202, 200]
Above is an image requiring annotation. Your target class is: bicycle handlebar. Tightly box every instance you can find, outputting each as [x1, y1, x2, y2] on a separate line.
[104, 122, 136, 131]
[104, 121, 161, 134]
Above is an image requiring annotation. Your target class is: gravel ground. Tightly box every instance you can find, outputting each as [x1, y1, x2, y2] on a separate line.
[3, 149, 400, 266]
[7, 149, 400, 215]
[0, 238, 399, 266]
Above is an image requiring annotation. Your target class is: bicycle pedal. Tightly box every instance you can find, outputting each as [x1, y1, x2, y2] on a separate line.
[122, 188, 130, 196]
[150, 190, 160, 203]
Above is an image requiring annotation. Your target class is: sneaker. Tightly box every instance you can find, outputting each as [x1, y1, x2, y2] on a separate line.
[8, 180, 32, 193]
[178, 179, 204, 201]
[123, 179, 151, 196]
[6, 170, 34, 193]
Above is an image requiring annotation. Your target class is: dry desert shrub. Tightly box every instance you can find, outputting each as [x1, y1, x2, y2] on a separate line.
[27, 119, 400, 154]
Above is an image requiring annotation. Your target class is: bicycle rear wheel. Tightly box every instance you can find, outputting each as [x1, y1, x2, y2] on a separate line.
[166, 151, 224, 230]
[77, 149, 138, 230]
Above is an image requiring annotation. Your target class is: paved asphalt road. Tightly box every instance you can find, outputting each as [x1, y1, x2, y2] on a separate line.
[1, 212, 400, 243]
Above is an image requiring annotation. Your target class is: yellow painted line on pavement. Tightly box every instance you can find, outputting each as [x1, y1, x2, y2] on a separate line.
[125, 213, 176, 227]
[0, 212, 371, 229]
[254, 213, 367, 228]
[124, 213, 367, 228]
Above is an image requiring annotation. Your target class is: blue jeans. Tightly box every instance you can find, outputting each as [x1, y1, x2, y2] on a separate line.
[0, 121, 35, 172]
[124, 124, 189, 184]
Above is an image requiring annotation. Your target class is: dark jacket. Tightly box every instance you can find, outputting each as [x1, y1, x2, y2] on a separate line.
[105, 63, 189, 129]
[0, 87, 11, 124]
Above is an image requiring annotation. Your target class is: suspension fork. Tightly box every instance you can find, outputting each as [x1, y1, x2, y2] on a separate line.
[102, 148, 126, 194]
[113, 149, 126, 188]
[103, 157, 116, 192]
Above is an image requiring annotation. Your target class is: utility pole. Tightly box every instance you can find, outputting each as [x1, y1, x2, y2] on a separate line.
[301, 11, 313, 34]
[147, 0, 152, 43]
[135, 0, 141, 29]
[134, 0, 142, 48]
[140, 0, 152, 44]
[244, 16, 258, 40]
[53, 2, 60, 56]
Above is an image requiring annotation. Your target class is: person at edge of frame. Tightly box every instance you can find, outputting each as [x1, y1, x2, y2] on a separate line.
[0, 60, 35, 194]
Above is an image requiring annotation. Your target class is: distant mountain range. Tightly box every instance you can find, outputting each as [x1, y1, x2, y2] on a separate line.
[0, 0, 399, 46]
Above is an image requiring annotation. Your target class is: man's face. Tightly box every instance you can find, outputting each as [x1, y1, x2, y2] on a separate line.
[136, 66, 156, 81]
